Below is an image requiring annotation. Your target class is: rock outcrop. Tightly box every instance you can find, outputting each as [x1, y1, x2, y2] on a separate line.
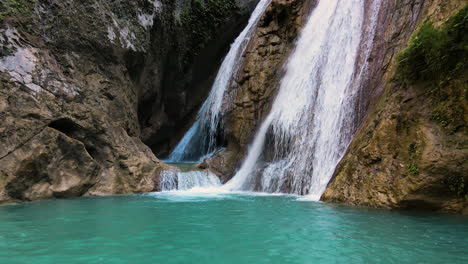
[322, 0, 468, 215]
[225, 0, 315, 151]
[0, 0, 256, 203]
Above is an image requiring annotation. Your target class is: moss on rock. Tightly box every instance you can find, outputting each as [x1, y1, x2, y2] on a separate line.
[396, 5, 468, 85]
[0, 0, 36, 23]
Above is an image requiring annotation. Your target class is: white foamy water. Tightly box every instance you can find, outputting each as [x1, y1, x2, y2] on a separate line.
[160, 170, 222, 191]
[224, 0, 382, 199]
[166, 0, 272, 162]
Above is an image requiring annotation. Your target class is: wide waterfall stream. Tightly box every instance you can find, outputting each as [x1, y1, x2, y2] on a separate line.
[224, 0, 381, 198]
[166, 0, 382, 198]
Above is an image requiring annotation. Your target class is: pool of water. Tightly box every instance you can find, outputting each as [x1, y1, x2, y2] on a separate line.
[0, 192, 467, 264]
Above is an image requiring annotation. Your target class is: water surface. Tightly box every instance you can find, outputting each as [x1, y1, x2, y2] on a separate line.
[0, 193, 467, 264]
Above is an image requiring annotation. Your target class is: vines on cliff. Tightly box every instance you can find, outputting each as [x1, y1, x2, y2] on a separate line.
[0, 0, 36, 23]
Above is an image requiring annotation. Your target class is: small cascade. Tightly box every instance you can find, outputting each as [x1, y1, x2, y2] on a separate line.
[165, 122, 205, 162]
[160, 170, 221, 191]
[165, 0, 272, 162]
[224, 0, 382, 199]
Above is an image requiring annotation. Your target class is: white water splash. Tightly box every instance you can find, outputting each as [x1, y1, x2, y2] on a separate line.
[224, 0, 382, 199]
[166, 0, 272, 162]
[160, 170, 221, 191]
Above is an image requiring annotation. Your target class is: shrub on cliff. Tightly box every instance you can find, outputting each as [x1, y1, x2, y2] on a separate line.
[397, 5, 467, 85]
[0, 0, 35, 23]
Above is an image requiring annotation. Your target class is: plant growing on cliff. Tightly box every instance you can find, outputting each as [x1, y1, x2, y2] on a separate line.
[407, 163, 420, 175]
[406, 142, 420, 175]
[396, 5, 468, 85]
[0, 0, 36, 23]
[408, 142, 419, 160]
[444, 174, 467, 199]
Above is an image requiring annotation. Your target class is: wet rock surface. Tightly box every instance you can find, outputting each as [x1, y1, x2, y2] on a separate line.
[226, 0, 315, 152]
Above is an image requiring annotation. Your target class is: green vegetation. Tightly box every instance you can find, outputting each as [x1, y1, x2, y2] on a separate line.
[0, 0, 36, 23]
[397, 5, 468, 85]
[408, 142, 418, 160]
[0, 44, 15, 57]
[397, 6, 468, 197]
[444, 174, 467, 199]
[397, 6, 467, 134]
[407, 163, 420, 175]
[430, 110, 449, 127]
[0, 0, 37, 57]
[406, 142, 420, 175]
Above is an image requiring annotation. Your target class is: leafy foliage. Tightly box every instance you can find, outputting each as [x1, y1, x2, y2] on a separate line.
[407, 163, 420, 175]
[406, 143, 420, 175]
[0, 0, 36, 23]
[397, 6, 468, 85]
[444, 174, 467, 198]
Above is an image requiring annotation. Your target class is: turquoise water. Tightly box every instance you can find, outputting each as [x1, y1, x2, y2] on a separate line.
[0, 192, 467, 264]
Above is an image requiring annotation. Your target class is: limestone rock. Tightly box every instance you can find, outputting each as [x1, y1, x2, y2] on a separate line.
[198, 149, 238, 183]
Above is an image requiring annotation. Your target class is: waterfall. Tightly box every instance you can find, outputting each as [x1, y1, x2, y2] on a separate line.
[160, 170, 221, 191]
[165, 0, 272, 162]
[224, 0, 382, 199]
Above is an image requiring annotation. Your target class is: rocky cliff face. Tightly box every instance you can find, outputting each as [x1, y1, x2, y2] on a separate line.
[322, 0, 468, 215]
[0, 0, 256, 203]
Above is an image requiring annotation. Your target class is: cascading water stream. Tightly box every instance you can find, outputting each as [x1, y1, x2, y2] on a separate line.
[165, 0, 272, 163]
[224, 0, 382, 199]
[161, 170, 221, 191]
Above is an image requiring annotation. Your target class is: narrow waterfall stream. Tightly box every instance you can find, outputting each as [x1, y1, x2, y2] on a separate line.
[224, 0, 382, 199]
[165, 0, 272, 163]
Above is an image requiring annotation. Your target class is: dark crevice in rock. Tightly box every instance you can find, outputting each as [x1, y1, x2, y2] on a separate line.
[48, 118, 82, 136]
[398, 199, 442, 211]
[124, 50, 147, 82]
[47, 118, 102, 162]
[52, 183, 96, 199]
